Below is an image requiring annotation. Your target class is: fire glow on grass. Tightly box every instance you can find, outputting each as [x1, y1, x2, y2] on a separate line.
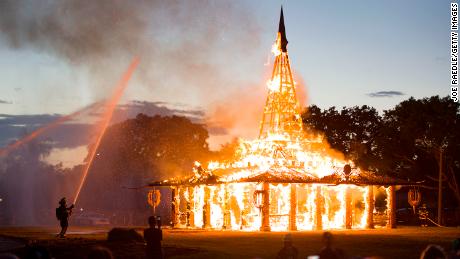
[159, 8, 388, 231]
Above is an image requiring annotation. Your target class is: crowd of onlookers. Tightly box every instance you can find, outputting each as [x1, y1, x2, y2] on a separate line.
[275, 232, 460, 259]
[0, 220, 459, 259]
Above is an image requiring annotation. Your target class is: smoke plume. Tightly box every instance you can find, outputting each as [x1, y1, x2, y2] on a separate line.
[0, 0, 261, 102]
[0, 0, 264, 225]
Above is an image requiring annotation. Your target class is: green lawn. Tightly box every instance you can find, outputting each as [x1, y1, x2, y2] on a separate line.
[0, 226, 458, 258]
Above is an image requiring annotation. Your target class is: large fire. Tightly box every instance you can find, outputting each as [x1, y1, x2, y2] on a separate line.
[174, 183, 370, 231]
[154, 8, 397, 231]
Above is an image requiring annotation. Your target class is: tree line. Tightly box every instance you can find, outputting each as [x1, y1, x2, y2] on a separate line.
[0, 95, 458, 225]
[302, 96, 460, 206]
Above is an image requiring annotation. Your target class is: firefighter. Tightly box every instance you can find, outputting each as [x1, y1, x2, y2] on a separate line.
[56, 197, 74, 238]
[418, 203, 429, 227]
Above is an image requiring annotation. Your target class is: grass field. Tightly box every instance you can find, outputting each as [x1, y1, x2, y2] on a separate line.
[0, 226, 459, 258]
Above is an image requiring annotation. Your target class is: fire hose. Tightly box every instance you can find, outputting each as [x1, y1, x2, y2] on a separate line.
[425, 217, 447, 228]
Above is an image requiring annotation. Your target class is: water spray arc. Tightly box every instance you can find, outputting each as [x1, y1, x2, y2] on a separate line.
[72, 57, 140, 205]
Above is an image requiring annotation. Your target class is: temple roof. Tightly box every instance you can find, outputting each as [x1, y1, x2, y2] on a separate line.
[148, 167, 419, 187]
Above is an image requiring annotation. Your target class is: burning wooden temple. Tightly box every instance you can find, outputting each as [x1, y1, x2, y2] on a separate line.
[149, 8, 411, 231]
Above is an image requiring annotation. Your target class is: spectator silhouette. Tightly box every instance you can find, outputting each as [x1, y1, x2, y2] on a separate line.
[318, 232, 345, 259]
[144, 216, 163, 259]
[87, 246, 113, 259]
[420, 244, 446, 259]
[276, 233, 298, 259]
[449, 238, 460, 259]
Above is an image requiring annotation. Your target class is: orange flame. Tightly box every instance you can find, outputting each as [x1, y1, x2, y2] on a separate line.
[172, 15, 374, 231]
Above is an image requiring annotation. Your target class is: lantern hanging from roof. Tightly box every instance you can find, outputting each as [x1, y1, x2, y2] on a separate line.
[408, 188, 421, 214]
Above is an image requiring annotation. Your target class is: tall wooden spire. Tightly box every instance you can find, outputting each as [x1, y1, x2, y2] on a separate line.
[259, 7, 303, 140]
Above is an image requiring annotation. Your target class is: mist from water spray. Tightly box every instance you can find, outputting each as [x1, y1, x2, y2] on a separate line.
[0, 104, 99, 157]
[73, 57, 140, 205]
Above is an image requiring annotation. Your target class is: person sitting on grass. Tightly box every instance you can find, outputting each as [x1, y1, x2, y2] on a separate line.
[420, 244, 446, 259]
[144, 216, 163, 259]
[276, 233, 298, 259]
[318, 232, 345, 259]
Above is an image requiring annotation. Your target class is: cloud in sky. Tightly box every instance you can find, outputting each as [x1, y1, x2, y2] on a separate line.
[0, 99, 12, 104]
[367, 91, 405, 98]
[0, 101, 205, 149]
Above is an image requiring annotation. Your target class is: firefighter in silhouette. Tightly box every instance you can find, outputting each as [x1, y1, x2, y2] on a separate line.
[418, 203, 429, 227]
[56, 197, 74, 238]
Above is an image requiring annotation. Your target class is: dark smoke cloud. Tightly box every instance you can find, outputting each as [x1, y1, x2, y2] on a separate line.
[0, 1, 262, 225]
[0, 99, 12, 104]
[0, 0, 261, 100]
[0, 0, 148, 64]
[0, 0, 264, 149]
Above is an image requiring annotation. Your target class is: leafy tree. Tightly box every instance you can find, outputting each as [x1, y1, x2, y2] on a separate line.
[302, 96, 460, 206]
[0, 138, 79, 225]
[78, 114, 211, 220]
[302, 104, 383, 172]
[378, 96, 460, 203]
[0, 114, 212, 225]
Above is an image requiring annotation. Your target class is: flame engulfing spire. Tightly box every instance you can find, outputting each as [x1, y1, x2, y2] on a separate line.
[149, 7, 378, 233]
[278, 6, 288, 52]
[259, 7, 303, 140]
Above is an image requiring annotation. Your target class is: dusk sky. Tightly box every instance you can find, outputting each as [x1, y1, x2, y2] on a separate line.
[0, 0, 451, 164]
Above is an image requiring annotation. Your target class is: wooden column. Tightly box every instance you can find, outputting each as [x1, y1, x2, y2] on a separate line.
[260, 182, 271, 231]
[386, 186, 396, 229]
[366, 186, 374, 229]
[289, 184, 297, 231]
[223, 184, 231, 230]
[315, 185, 323, 230]
[203, 186, 211, 229]
[187, 186, 195, 227]
[345, 186, 352, 229]
[171, 187, 179, 228]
